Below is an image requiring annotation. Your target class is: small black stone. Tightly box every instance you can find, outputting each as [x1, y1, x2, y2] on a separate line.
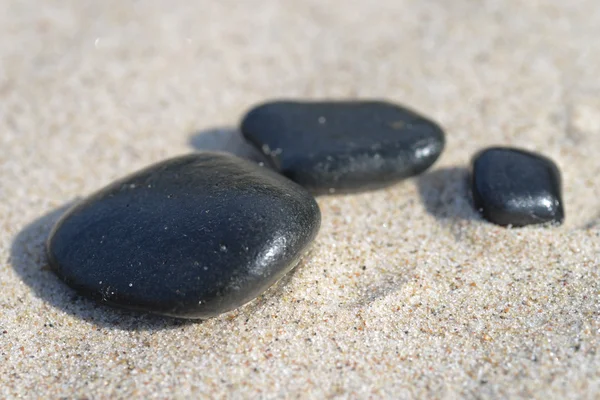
[470, 147, 564, 227]
[241, 100, 445, 193]
[46, 152, 321, 319]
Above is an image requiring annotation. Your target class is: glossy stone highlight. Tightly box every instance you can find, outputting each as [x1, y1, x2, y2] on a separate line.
[46, 152, 321, 319]
[471, 147, 564, 227]
[241, 100, 445, 193]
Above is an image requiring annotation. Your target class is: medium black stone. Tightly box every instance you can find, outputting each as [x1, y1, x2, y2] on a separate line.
[46, 152, 321, 319]
[470, 147, 564, 227]
[240, 100, 445, 193]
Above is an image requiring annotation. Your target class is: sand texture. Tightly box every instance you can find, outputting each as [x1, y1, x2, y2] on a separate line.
[1, 0, 600, 398]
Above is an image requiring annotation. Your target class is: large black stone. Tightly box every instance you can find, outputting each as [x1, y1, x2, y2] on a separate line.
[46, 153, 321, 319]
[471, 147, 564, 227]
[240, 100, 445, 193]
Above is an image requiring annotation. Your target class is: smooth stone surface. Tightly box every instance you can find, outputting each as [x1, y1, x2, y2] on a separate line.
[240, 100, 445, 193]
[471, 147, 564, 227]
[46, 152, 321, 319]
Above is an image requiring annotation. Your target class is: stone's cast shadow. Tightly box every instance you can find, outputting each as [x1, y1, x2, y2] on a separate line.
[584, 213, 600, 230]
[416, 166, 481, 228]
[580, 204, 600, 229]
[189, 126, 271, 166]
[10, 203, 196, 331]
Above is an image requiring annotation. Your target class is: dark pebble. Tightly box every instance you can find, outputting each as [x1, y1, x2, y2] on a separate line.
[471, 147, 564, 227]
[241, 100, 445, 193]
[46, 152, 321, 319]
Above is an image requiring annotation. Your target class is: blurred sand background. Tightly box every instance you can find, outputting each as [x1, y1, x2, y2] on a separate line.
[1, 0, 600, 398]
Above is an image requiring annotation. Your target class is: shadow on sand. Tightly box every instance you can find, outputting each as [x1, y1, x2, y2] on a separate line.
[415, 167, 482, 237]
[188, 126, 271, 166]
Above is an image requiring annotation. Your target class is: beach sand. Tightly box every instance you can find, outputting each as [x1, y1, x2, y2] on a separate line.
[1, 0, 599, 398]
